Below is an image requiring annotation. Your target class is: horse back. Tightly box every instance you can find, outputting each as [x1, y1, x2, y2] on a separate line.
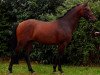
[16, 19, 72, 44]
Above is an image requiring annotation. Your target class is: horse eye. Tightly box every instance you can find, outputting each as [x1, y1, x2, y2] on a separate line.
[87, 9, 90, 12]
[84, 8, 89, 11]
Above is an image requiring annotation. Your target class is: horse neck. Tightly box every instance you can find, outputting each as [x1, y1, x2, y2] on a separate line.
[59, 8, 81, 33]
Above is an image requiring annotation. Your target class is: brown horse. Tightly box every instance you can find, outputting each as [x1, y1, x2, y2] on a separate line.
[8, 3, 96, 74]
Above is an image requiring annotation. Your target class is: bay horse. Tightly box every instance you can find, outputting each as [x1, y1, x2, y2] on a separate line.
[8, 3, 96, 74]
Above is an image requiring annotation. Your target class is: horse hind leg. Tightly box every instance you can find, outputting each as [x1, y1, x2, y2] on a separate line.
[23, 42, 35, 73]
[8, 54, 19, 73]
[8, 42, 22, 73]
[13, 42, 22, 64]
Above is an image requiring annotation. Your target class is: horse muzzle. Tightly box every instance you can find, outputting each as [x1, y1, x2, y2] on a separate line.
[89, 17, 97, 23]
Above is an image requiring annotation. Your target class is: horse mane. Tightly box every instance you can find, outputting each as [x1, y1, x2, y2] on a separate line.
[58, 4, 81, 19]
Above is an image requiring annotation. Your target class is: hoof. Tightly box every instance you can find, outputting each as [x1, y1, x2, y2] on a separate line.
[52, 72, 64, 75]
[30, 72, 37, 75]
[52, 72, 59, 75]
[52, 72, 57, 75]
[8, 72, 12, 75]
[60, 73, 64, 75]
[60, 71, 64, 75]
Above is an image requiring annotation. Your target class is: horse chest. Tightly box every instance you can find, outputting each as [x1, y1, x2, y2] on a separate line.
[56, 30, 72, 44]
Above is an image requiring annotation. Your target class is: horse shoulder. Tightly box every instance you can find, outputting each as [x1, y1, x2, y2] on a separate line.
[55, 25, 72, 44]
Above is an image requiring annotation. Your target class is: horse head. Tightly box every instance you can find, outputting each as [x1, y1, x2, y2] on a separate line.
[78, 2, 96, 22]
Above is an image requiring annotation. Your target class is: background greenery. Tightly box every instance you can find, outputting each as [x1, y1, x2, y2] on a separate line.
[0, 0, 100, 65]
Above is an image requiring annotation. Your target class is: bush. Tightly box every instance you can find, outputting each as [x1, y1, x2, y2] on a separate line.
[0, 0, 100, 65]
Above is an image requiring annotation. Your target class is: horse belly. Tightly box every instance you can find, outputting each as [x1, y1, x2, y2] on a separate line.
[33, 32, 58, 44]
[33, 28, 71, 45]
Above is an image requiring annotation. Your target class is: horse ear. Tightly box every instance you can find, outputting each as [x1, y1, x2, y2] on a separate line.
[83, 0, 89, 7]
[77, 3, 80, 6]
[84, 2, 88, 7]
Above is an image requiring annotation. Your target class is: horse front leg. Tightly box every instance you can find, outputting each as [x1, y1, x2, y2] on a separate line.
[53, 54, 58, 72]
[24, 42, 35, 73]
[24, 53, 35, 73]
[58, 42, 66, 74]
[53, 42, 66, 74]
[58, 54, 63, 73]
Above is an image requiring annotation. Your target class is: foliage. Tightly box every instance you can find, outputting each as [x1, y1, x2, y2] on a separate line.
[0, 0, 100, 65]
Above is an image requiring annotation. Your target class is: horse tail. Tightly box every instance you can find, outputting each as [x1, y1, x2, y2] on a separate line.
[11, 24, 18, 50]
[9, 23, 19, 64]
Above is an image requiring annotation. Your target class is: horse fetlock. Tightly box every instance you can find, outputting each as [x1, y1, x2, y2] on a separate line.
[53, 68, 56, 72]
[29, 68, 35, 73]
[8, 68, 12, 73]
[58, 68, 63, 73]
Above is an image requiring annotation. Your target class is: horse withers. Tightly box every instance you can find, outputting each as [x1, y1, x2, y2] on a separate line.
[8, 3, 96, 74]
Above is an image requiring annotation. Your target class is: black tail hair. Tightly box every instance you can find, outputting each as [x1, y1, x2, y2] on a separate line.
[8, 23, 18, 51]
[8, 23, 19, 64]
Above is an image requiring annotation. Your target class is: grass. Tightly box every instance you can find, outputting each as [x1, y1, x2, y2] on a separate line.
[0, 61, 100, 75]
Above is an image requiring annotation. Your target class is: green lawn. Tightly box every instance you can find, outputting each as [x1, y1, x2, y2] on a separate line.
[0, 61, 100, 75]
